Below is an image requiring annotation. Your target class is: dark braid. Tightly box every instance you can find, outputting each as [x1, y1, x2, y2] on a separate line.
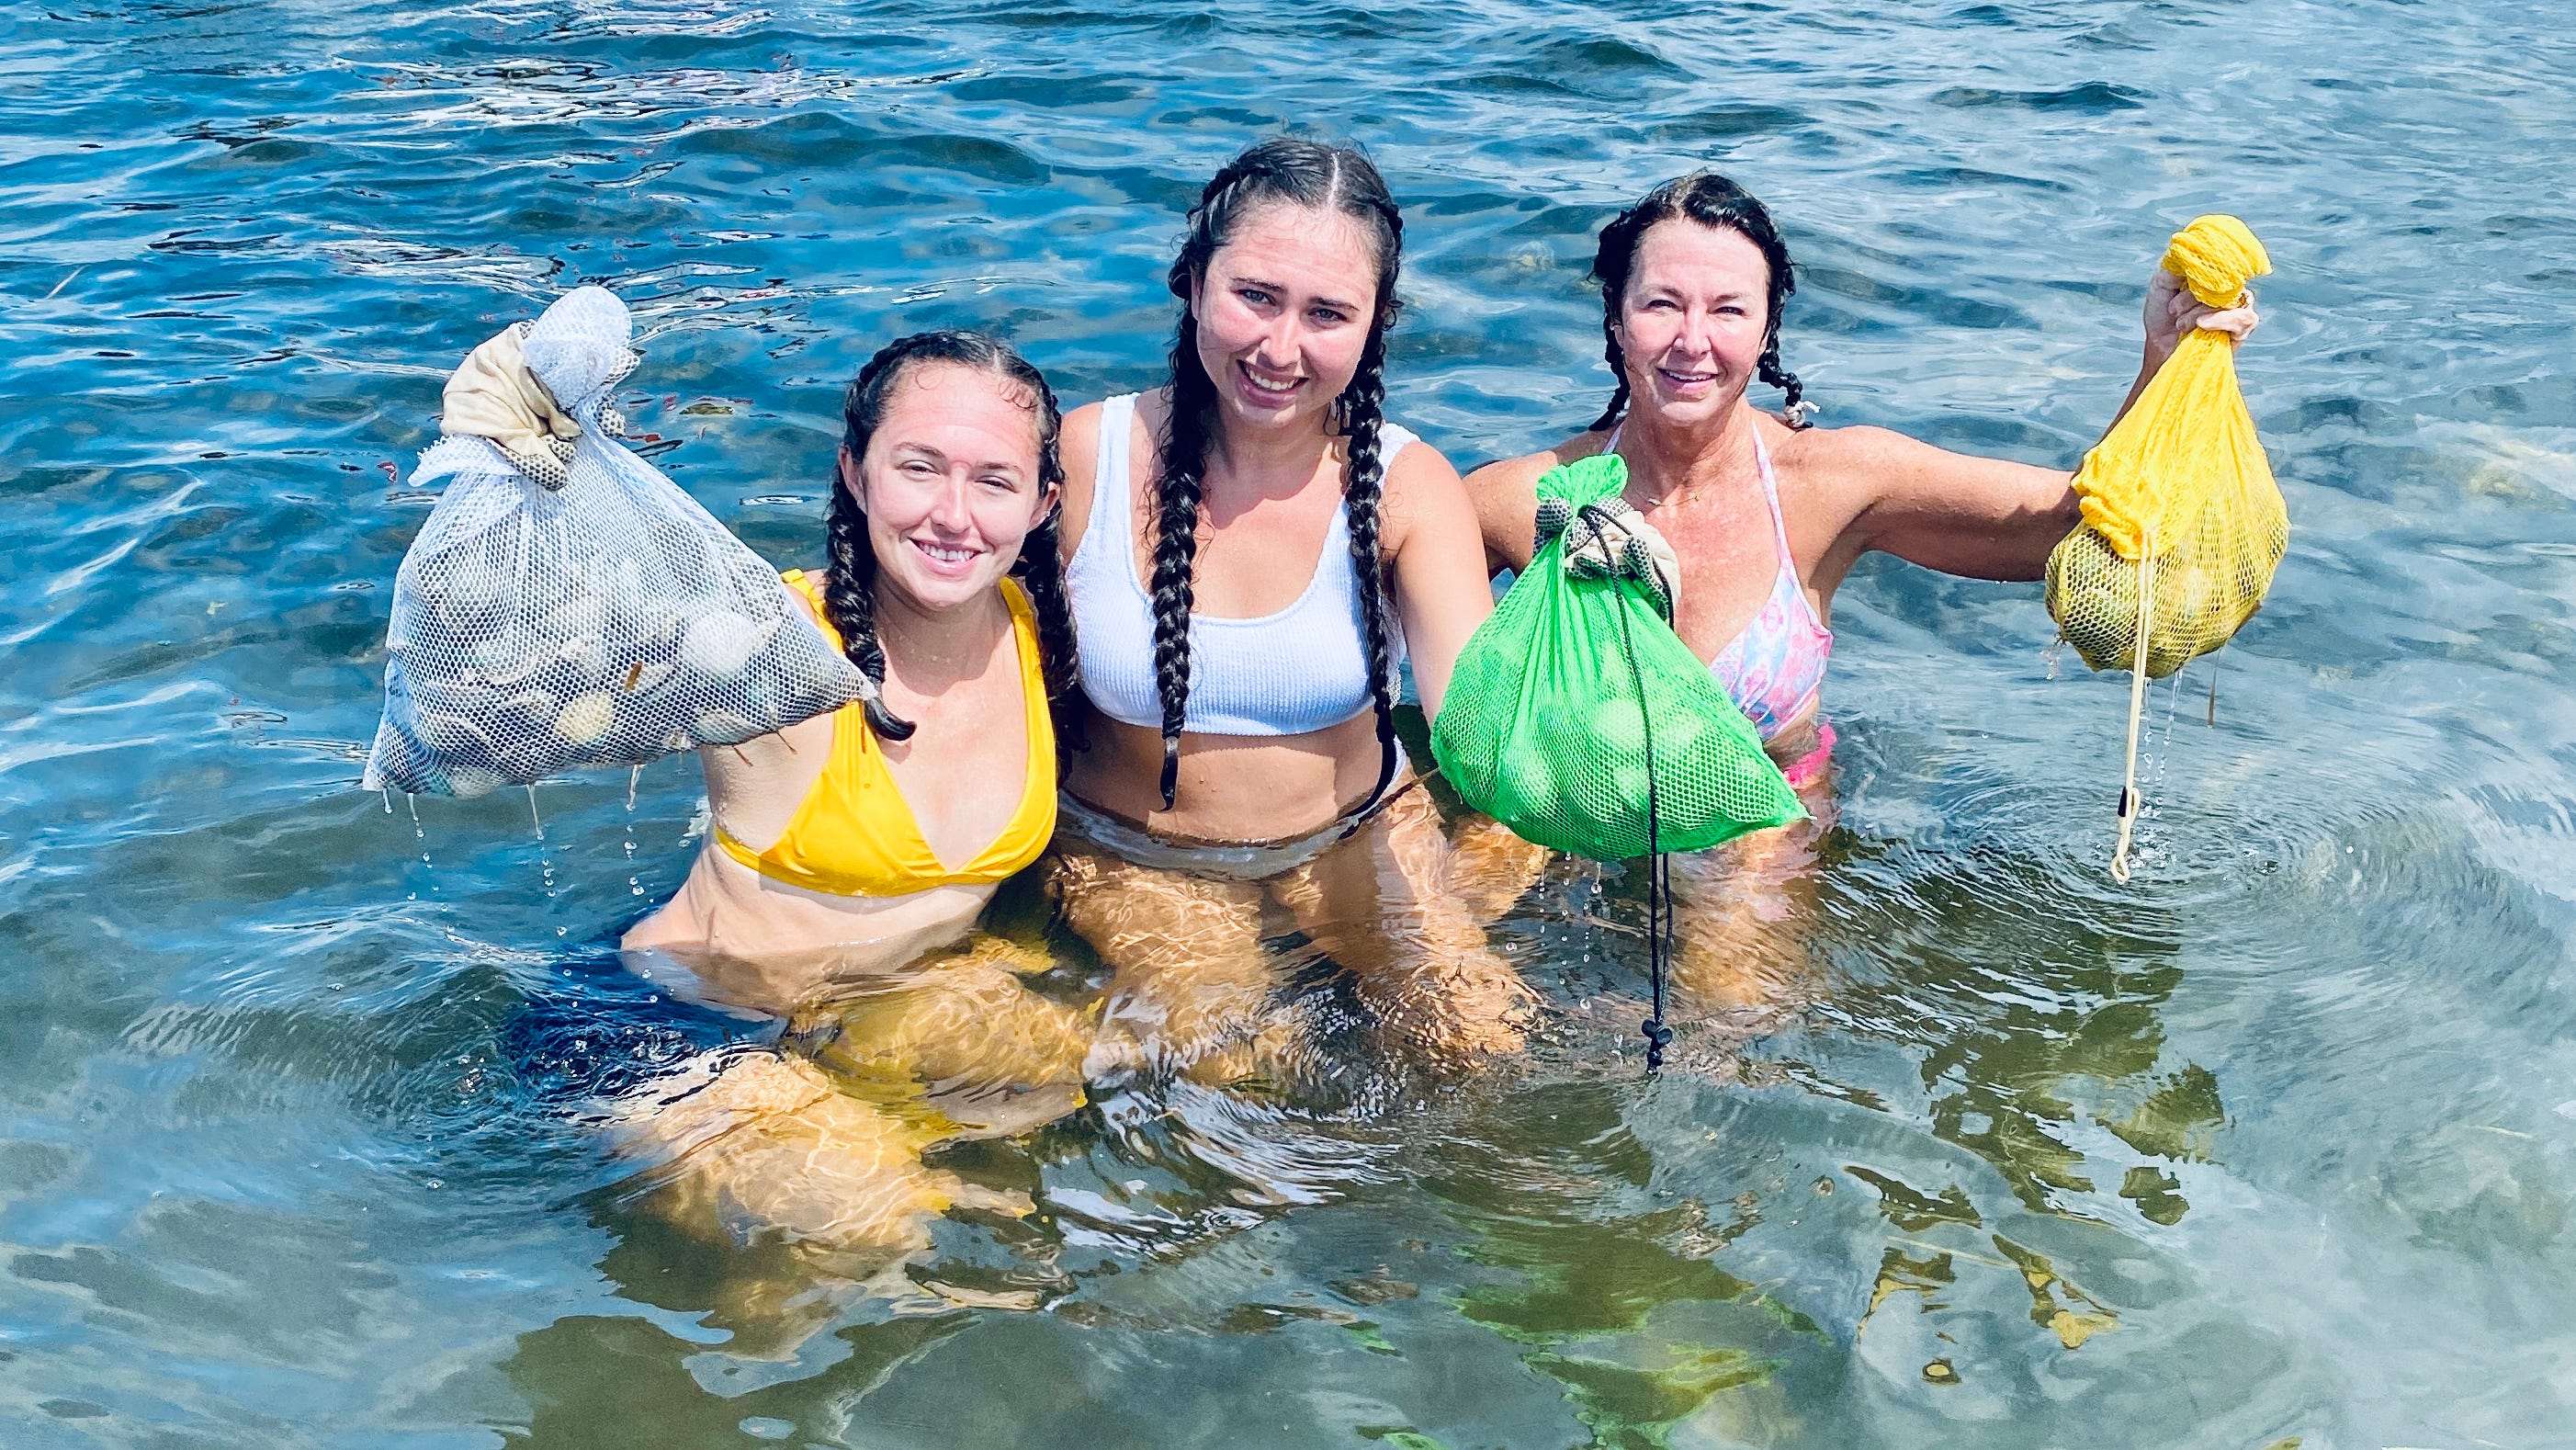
[1148, 136, 1407, 809]
[824, 345, 916, 742]
[824, 329, 1077, 748]
[1589, 171, 1809, 434]
[1335, 319, 1402, 804]
[1588, 332, 1633, 436]
[822, 488, 913, 740]
[1757, 338, 1806, 425]
[1005, 365, 1088, 760]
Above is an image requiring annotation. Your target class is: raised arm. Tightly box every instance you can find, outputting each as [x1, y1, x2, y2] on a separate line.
[1824, 263, 2263, 584]
[1381, 439, 1497, 719]
[1815, 425, 2081, 583]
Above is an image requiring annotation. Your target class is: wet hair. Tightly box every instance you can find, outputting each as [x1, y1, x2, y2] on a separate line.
[1588, 171, 1807, 433]
[824, 330, 1081, 753]
[1148, 136, 1406, 809]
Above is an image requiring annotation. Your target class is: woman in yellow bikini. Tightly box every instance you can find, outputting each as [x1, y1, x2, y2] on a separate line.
[455, 329, 1087, 1291]
[619, 330, 1074, 1015]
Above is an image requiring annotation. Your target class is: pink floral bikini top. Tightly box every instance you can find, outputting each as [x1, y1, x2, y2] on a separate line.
[1606, 423, 1834, 744]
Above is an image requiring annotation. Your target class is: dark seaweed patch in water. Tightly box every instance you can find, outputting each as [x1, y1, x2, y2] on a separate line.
[1455, 70, 1585, 99]
[1927, 80, 2149, 112]
[1892, 163, 2075, 196]
[1644, 105, 1812, 143]
[685, 120, 1056, 191]
[950, 74, 1144, 108]
[1554, 37, 1689, 80]
[1797, 264, 2029, 331]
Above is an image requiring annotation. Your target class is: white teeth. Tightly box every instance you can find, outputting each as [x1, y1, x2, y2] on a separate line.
[918, 541, 973, 562]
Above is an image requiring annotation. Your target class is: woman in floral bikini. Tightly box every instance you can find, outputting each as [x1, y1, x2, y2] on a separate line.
[1466, 172, 2257, 1015]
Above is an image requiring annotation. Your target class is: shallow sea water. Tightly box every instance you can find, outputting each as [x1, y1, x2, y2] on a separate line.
[7, 1, 2576, 1445]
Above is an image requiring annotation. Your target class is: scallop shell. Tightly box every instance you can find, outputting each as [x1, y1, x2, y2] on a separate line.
[419, 707, 504, 761]
[678, 610, 774, 679]
[502, 689, 560, 740]
[540, 592, 613, 640]
[425, 555, 511, 628]
[556, 692, 616, 746]
[551, 633, 609, 676]
[690, 708, 763, 746]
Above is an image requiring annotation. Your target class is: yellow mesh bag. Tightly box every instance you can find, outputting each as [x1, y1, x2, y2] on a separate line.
[2043, 215, 2287, 879]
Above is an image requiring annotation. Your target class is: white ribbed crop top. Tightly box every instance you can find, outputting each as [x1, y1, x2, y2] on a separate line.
[1068, 393, 1411, 737]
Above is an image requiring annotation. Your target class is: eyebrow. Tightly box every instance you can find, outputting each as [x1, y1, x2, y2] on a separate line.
[1637, 283, 1756, 302]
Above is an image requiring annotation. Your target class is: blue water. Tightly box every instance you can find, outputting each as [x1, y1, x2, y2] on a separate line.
[8, 1, 2576, 1444]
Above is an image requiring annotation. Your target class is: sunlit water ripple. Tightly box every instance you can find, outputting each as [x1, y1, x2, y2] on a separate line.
[6, 1, 2576, 1444]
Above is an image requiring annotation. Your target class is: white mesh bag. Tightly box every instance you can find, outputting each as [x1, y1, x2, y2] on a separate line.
[362, 286, 869, 798]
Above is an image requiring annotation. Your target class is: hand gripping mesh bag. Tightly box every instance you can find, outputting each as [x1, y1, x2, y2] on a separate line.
[1429, 453, 1804, 863]
[361, 286, 869, 798]
[2043, 215, 2288, 877]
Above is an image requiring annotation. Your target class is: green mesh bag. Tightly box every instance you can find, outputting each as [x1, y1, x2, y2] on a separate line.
[1430, 453, 1805, 862]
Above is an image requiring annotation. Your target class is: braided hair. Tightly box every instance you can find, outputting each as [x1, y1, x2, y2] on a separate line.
[823, 330, 1082, 755]
[1148, 136, 1407, 809]
[1588, 172, 1809, 434]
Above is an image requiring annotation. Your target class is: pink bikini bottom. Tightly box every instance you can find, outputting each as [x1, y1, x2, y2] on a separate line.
[1778, 722, 1837, 793]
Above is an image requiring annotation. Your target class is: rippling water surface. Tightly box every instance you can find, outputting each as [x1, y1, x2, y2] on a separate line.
[8, 1, 2576, 1444]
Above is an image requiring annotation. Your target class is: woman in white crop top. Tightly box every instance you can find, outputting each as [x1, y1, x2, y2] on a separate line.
[1051, 137, 1545, 1082]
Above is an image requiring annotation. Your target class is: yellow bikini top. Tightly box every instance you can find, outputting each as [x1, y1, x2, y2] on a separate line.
[713, 570, 1056, 897]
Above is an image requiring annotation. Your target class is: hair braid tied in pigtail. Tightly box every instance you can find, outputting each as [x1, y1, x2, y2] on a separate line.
[825, 346, 917, 743]
[1337, 321, 1401, 807]
[1008, 363, 1087, 763]
[1146, 345, 1209, 809]
[1757, 340, 1813, 429]
[1147, 162, 1258, 807]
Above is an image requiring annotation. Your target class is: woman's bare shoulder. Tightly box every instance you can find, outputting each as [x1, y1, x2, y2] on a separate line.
[1379, 426, 1463, 493]
[1768, 417, 1922, 469]
[1763, 417, 1941, 506]
[1460, 430, 1611, 564]
[784, 569, 831, 626]
[1059, 399, 1107, 475]
[1372, 428, 1470, 545]
[1461, 428, 1614, 499]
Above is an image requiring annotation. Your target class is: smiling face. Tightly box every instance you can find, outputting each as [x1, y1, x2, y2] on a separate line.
[840, 360, 1054, 614]
[1188, 199, 1382, 438]
[1612, 218, 1774, 428]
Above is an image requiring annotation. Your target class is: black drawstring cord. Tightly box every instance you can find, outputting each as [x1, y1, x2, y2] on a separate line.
[1644, 853, 1674, 1071]
[1578, 501, 1674, 1073]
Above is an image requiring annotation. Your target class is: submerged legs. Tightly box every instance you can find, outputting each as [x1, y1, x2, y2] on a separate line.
[1051, 846, 1278, 1080]
[1271, 787, 1541, 1063]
